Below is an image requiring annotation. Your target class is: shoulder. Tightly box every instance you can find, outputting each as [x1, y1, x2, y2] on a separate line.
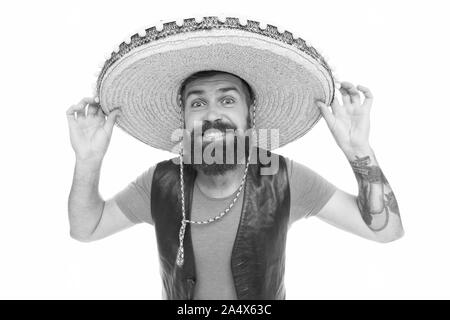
[152, 158, 177, 182]
[283, 156, 331, 186]
[152, 157, 196, 191]
[283, 156, 306, 176]
[284, 156, 317, 172]
[155, 156, 179, 169]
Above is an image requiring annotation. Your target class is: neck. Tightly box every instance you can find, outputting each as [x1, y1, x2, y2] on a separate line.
[195, 163, 246, 198]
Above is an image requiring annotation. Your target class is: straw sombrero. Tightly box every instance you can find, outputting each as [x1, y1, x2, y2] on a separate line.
[96, 16, 336, 153]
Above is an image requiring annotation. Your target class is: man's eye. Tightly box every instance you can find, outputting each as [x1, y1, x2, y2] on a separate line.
[222, 98, 235, 104]
[191, 101, 204, 108]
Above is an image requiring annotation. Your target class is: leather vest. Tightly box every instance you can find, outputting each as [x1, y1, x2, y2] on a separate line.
[150, 148, 291, 300]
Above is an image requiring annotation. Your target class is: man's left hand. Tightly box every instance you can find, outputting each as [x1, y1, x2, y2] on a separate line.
[316, 81, 373, 159]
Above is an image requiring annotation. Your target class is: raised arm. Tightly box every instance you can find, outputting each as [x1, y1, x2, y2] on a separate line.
[315, 82, 404, 243]
[66, 97, 132, 242]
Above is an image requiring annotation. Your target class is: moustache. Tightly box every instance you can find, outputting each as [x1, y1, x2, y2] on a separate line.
[192, 120, 238, 137]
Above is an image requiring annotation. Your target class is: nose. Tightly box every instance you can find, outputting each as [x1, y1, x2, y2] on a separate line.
[204, 104, 222, 123]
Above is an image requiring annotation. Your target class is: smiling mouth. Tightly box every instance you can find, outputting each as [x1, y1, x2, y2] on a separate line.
[202, 129, 226, 142]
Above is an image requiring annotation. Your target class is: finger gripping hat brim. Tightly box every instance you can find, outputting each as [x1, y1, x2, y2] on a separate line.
[97, 17, 336, 153]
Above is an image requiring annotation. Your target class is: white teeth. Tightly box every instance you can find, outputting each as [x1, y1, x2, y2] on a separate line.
[203, 131, 225, 140]
[259, 21, 267, 30]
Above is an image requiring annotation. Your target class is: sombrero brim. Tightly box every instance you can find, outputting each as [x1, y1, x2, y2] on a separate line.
[97, 16, 335, 153]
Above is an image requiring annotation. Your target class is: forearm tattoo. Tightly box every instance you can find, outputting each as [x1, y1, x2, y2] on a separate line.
[350, 155, 400, 232]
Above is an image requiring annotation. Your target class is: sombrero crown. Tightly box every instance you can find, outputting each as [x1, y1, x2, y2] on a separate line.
[97, 16, 336, 153]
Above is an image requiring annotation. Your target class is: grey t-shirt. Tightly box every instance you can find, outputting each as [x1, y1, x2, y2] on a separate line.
[114, 157, 336, 299]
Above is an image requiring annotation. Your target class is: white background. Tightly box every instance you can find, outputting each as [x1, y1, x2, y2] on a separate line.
[0, 0, 448, 299]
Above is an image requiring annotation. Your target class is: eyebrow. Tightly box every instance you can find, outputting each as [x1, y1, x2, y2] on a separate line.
[185, 86, 241, 100]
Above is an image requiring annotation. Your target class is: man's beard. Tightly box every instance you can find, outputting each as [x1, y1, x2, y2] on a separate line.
[184, 120, 251, 176]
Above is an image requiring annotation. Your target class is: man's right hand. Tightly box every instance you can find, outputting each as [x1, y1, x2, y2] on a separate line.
[66, 97, 121, 162]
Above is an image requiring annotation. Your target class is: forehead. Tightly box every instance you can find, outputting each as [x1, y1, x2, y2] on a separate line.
[183, 73, 245, 96]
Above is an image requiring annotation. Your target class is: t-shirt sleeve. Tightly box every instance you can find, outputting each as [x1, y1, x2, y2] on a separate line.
[286, 157, 337, 225]
[113, 165, 155, 225]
